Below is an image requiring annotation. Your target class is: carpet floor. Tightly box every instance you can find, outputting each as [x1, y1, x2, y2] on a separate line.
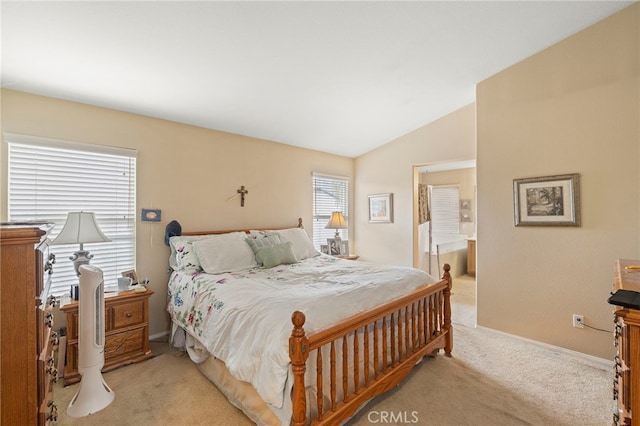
[54, 276, 614, 425]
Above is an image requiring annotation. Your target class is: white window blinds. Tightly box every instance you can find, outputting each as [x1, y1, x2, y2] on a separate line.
[7, 135, 137, 296]
[312, 174, 349, 248]
[429, 185, 460, 234]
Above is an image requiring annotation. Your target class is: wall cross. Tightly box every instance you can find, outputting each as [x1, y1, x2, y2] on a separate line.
[237, 185, 248, 207]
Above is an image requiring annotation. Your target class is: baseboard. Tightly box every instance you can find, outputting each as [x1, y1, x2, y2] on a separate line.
[475, 325, 613, 371]
[150, 330, 170, 341]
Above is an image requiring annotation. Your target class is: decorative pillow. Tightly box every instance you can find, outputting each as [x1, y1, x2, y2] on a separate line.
[257, 242, 298, 268]
[268, 228, 319, 260]
[169, 237, 202, 271]
[246, 234, 282, 266]
[192, 238, 258, 274]
[170, 232, 250, 271]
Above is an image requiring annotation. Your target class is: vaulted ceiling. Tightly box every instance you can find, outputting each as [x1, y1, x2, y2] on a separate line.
[1, 1, 633, 157]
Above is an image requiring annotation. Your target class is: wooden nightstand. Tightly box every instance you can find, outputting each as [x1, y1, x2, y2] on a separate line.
[60, 288, 154, 385]
[338, 255, 359, 261]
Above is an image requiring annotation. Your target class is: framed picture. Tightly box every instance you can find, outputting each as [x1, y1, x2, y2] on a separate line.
[460, 210, 473, 222]
[326, 238, 349, 256]
[121, 269, 139, 284]
[368, 193, 394, 223]
[460, 199, 471, 210]
[338, 240, 349, 256]
[320, 244, 329, 255]
[141, 208, 162, 222]
[513, 173, 580, 226]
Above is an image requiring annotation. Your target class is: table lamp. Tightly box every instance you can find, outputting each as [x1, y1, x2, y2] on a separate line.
[325, 211, 347, 240]
[51, 211, 111, 276]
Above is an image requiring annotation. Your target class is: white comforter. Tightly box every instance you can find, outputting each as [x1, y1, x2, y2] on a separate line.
[167, 254, 436, 414]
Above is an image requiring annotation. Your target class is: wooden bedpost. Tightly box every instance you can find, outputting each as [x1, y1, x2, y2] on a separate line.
[290, 311, 310, 426]
[297, 218, 304, 228]
[442, 263, 453, 356]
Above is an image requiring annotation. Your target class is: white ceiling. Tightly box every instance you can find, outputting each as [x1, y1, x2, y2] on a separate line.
[1, 1, 633, 158]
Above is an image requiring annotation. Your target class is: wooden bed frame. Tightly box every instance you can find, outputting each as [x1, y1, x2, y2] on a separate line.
[173, 218, 453, 425]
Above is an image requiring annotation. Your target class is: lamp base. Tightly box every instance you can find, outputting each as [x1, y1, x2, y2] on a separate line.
[70, 250, 94, 276]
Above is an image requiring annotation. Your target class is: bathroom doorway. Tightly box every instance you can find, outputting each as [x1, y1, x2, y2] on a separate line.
[413, 160, 476, 327]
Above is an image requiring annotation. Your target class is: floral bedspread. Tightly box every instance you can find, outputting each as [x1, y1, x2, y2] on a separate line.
[167, 254, 436, 413]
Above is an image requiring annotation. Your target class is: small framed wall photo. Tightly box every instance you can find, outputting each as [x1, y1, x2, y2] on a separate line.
[368, 193, 394, 223]
[513, 173, 580, 226]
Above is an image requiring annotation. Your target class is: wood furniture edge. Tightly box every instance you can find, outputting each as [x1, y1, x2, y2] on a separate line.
[182, 217, 304, 237]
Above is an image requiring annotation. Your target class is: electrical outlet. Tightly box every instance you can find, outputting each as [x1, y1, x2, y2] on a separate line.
[572, 314, 584, 328]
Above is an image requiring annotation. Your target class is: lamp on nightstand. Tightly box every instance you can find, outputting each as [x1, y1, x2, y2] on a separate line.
[52, 211, 111, 276]
[325, 211, 347, 240]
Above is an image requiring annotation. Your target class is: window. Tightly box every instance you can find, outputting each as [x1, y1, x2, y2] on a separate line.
[429, 185, 460, 234]
[7, 134, 137, 296]
[312, 173, 349, 249]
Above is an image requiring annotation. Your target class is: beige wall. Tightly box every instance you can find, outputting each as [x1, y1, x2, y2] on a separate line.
[355, 4, 639, 359]
[476, 4, 639, 359]
[0, 89, 354, 337]
[354, 104, 476, 267]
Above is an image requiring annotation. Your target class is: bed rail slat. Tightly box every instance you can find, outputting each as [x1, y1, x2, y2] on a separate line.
[373, 321, 379, 379]
[342, 335, 348, 402]
[363, 324, 370, 386]
[330, 342, 336, 411]
[316, 349, 324, 420]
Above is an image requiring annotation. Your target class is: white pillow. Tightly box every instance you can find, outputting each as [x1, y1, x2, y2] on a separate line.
[268, 228, 319, 260]
[170, 232, 248, 271]
[192, 237, 258, 274]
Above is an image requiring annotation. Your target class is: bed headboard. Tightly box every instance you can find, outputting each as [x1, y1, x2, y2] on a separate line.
[164, 218, 304, 246]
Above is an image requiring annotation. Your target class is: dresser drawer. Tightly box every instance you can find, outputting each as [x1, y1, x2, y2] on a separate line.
[109, 300, 144, 330]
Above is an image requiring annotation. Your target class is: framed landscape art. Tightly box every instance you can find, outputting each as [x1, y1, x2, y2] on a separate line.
[513, 173, 580, 227]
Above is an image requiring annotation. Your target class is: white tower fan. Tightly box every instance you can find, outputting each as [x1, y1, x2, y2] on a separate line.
[67, 265, 115, 417]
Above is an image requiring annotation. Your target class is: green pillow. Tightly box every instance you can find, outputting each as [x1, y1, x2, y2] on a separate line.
[257, 242, 298, 268]
[246, 234, 282, 265]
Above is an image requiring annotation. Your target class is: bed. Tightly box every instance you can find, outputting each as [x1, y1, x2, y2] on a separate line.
[164, 219, 452, 425]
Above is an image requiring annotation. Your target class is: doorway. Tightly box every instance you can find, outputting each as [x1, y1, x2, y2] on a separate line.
[413, 161, 476, 327]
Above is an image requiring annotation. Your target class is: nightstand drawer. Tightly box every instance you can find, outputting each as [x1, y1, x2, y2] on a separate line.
[105, 328, 144, 358]
[110, 300, 144, 330]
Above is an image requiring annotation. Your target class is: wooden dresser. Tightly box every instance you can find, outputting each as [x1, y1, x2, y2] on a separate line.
[61, 288, 154, 385]
[0, 223, 58, 424]
[611, 259, 640, 425]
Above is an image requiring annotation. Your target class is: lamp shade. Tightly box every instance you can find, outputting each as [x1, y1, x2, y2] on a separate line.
[325, 211, 347, 231]
[52, 212, 111, 245]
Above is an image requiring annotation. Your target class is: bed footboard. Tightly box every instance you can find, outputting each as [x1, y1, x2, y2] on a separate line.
[289, 264, 452, 425]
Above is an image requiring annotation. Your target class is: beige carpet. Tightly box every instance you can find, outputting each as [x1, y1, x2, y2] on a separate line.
[450, 274, 477, 328]
[55, 277, 613, 425]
